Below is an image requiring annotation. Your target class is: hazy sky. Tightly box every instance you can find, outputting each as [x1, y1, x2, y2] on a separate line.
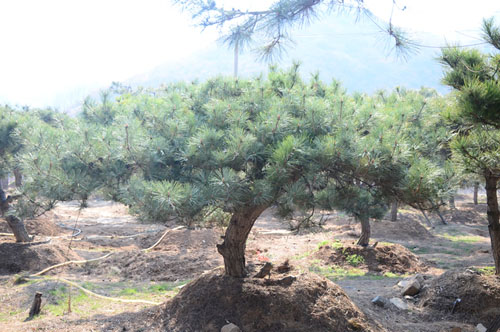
[0, 0, 499, 108]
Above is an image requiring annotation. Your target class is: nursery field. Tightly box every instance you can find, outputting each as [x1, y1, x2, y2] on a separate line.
[0, 192, 496, 332]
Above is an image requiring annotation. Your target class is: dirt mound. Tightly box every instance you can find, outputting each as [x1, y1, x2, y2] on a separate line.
[419, 269, 500, 323]
[0, 211, 65, 237]
[329, 218, 433, 242]
[0, 241, 81, 274]
[372, 218, 434, 241]
[163, 268, 385, 332]
[315, 242, 427, 274]
[77, 228, 224, 281]
[443, 204, 488, 225]
[139, 227, 222, 251]
[88, 249, 222, 281]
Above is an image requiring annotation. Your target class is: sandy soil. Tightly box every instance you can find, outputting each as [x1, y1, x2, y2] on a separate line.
[0, 192, 495, 332]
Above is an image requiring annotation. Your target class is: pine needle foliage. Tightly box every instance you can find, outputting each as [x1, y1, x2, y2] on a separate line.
[439, 17, 500, 274]
[80, 66, 450, 239]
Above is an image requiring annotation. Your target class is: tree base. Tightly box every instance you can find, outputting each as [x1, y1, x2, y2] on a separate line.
[162, 268, 384, 332]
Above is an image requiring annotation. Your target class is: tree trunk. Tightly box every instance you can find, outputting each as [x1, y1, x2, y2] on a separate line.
[448, 196, 455, 209]
[6, 215, 31, 242]
[474, 181, 479, 205]
[233, 41, 239, 78]
[436, 210, 448, 225]
[28, 292, 42, 320]
[485, 173, 500, 275]
[217, 205, 268, 277]
[0, 187, 31, 242]
[420, 208, 434, 228]
[390, 201, 398, 221]
[356, 216, 370, 247]
[13, 168, 22, 187]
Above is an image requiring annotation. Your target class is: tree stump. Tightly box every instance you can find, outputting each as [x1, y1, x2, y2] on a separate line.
[28, 292, 42, 320]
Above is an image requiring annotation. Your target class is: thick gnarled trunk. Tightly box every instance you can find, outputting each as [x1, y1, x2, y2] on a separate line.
[6, 215, 31, 242]
[0, 187, 31, 242]
[356, 216, 370, 247]
[217, 205, 268, 277]
[484, 173, 500, 275]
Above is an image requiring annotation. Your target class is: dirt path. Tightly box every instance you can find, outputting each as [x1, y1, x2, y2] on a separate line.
[0, 193, 494, 331]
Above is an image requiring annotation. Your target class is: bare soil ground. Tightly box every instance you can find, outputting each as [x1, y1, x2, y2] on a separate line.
[0, 192, 495, 332]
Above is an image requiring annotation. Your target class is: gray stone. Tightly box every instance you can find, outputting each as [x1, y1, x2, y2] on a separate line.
[221, 323, 241, 332]
[475, 323, 487, 332]
[414, 274, 425, 285]
[390, 297, 409, 310]
[397, 279, 411, 288]
[404, 295, 417, 302]
[402, 279, 421, 296]
[371, 296, 389, 307]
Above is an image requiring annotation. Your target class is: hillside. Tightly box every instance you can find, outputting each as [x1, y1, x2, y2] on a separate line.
[127, 13, 449, 94]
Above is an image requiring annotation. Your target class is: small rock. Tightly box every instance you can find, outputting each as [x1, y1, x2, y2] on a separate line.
[414, 274, 425, 285]
[404, 295, 417, 302]
[390, 298, 409, 310]
[279, 275, 296, 286]
[450, 327, 461, 332]
[371, 296, 389, 307]
[276, 259, 291, 273]
[254, 262, 273, 278]
[110, 266, 121, 275]
[402, 279, 421, 296]
[397, 279, 411, 288]
[475, 323, 487, 332]
[221, 323, 241, 332]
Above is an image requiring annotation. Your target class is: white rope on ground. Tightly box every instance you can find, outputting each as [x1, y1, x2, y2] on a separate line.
[12, 238, 52, 246]
[27, 276, 161, 306]
[29, 252, 114, 277]
[142, 225, 185, 252]
[83, 230, 164, 239]
[56, 222, 82, 237]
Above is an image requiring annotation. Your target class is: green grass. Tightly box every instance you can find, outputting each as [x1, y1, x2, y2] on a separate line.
[382, 271, 401, 278]
[476, 266, 495, 275]
[361, 272, 405, 280]
[409, 241, 475, 257]
[316, 240, 330, 249]
[119, 287, 138, 296]
[292, 251, 313, 260]
[308, 263, 366, 280]
[148, 281, 189, 293]
[0, 310, 22, 322]
[408, 246, 431, 254]
[345, 253, 365, 267]
[438, 233, 485, 244]
[29, 279, 191, 318]
[110, 280, 190, 300]
[45, 286, 92, 316]
[294, 239, 344, 261]
[316, 239, 343, 250]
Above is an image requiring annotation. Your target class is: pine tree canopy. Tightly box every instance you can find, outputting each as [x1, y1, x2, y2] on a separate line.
[441, 17, 500, 129]
[58, 65, 450, 226]
[173, 0, 413, 60]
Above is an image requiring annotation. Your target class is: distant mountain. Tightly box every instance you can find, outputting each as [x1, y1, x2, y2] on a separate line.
[57, 13, 456, 114]
[126, 13, 450, 95]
